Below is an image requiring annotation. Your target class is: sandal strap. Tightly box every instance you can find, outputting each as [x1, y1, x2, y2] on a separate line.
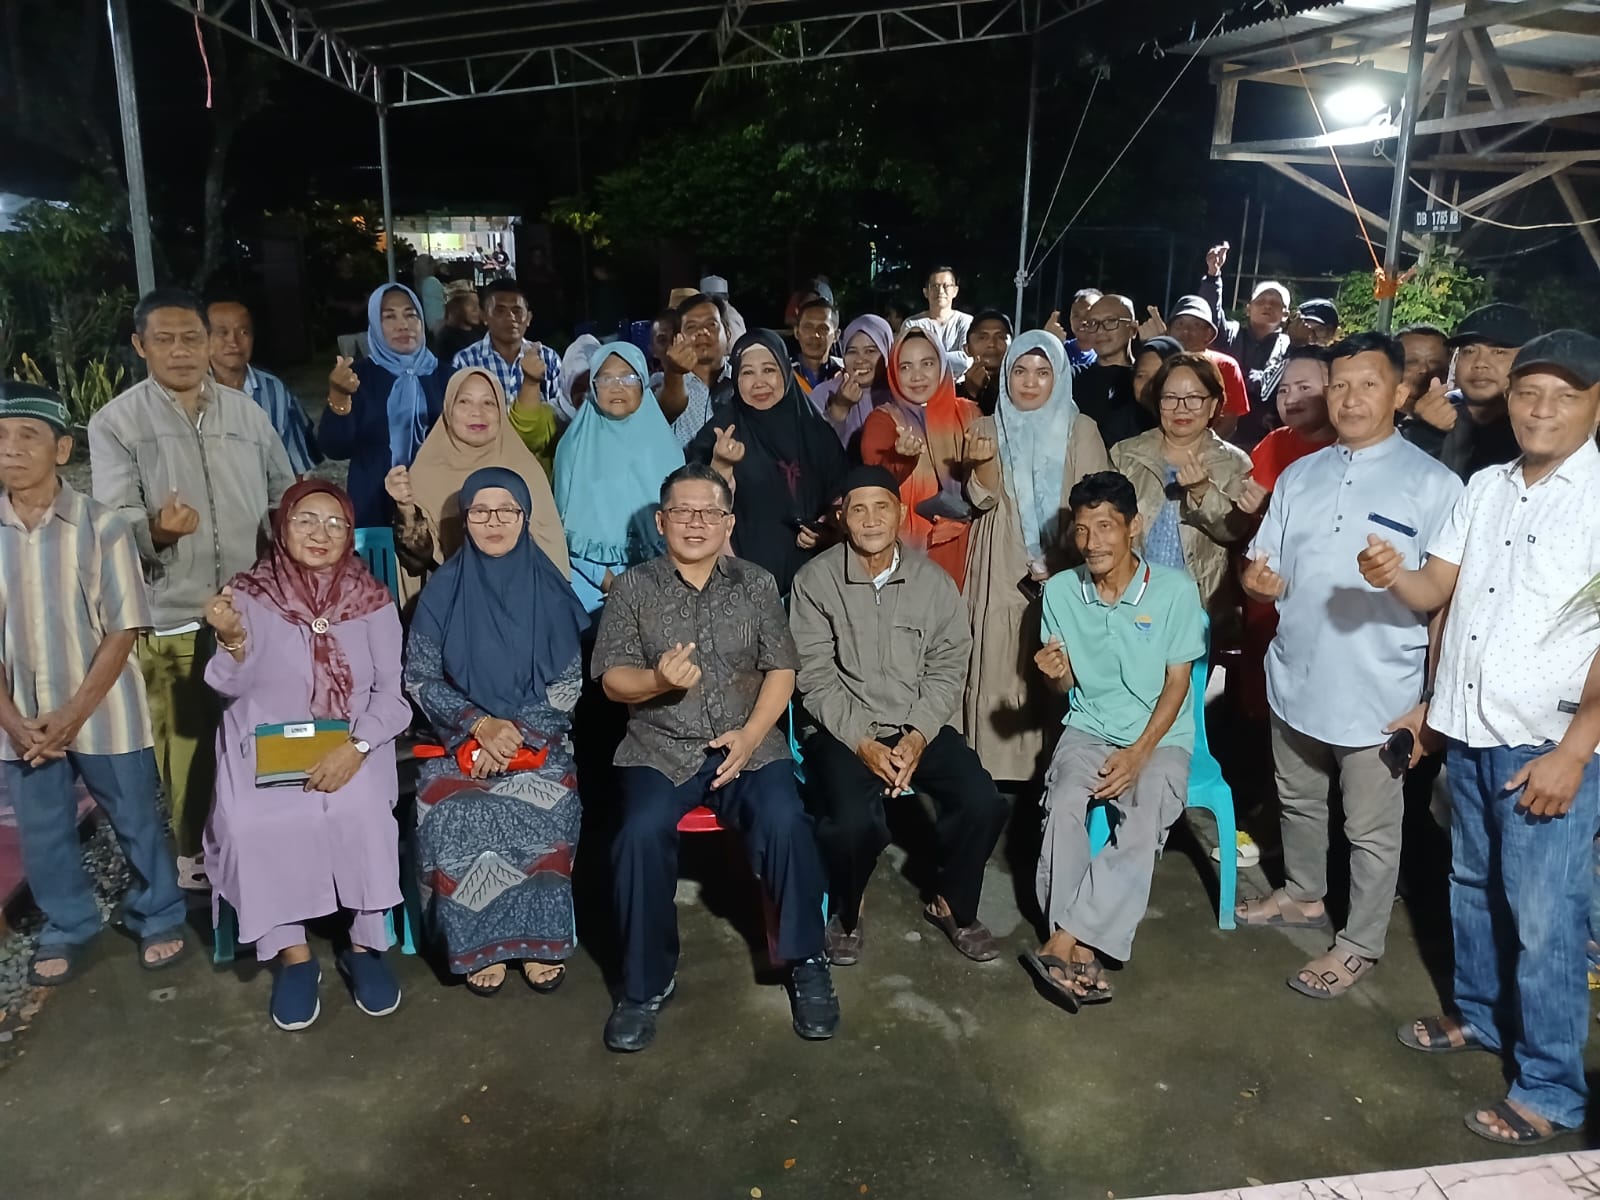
[1485, 1100, 1540, 1142]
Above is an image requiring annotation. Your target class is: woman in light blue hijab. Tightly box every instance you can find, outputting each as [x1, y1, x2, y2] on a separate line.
[552, 341, 684, 617]
[962, 329, 1111, 783]
[318, 283, 449, 526]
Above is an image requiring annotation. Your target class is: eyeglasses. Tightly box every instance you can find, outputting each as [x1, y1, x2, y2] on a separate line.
[928, 282, 957, 293]
[1158, 392, 1212, 411]
[594, 373, 643, 390]
[465, 506, 526, 525]
[663, 506, 730, 525]
[1082, 318, 1133, 332]
[287, 513, 351, 536]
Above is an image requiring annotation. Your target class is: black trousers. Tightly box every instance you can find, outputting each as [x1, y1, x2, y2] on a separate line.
[803, 726, 1006, 931]
[612, 754, 827, 1003]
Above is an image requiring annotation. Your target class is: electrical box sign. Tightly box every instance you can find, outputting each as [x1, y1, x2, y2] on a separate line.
[1411, 208, 1462, 234]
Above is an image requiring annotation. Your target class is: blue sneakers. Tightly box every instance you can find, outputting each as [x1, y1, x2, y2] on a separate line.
[271, 958, 322, 1032]
[337, 948, 402, 1017]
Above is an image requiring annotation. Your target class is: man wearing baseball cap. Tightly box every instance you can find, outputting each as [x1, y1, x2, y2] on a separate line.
[1402, 302, 1539, 479]
[1286, 299, 1339, 349]
[1358, 329, 1600, 1145]
[0, 382, 189, 986]
[1200, 242, 1291, 417]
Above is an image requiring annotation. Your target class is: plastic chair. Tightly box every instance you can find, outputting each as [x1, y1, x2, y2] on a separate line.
[354, 527, 400, 601]
[212, 893, 415, 965]
[1086, 625, 1237, 931]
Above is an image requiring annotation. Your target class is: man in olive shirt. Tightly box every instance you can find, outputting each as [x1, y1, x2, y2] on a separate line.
[790, 466, 1006, 967]
[1023, 471, 1205, 1011]
[594, 462, 837, 1052]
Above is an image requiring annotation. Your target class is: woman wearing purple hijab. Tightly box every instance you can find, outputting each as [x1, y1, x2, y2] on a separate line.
[807, 314, 893, 451]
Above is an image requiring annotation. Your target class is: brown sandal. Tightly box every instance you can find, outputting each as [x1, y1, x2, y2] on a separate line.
[1235, 889, 1330, 929]
[923, 906, 999, 962]
[1287, 950, 1374, 999]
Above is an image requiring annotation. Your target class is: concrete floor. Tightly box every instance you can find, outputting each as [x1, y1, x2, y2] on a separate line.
[0, 810, 1590, 1200]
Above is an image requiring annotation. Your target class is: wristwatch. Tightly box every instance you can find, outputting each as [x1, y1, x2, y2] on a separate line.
[349, 737, 371, 755]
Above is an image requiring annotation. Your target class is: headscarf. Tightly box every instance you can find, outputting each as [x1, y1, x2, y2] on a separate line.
[885, 325, 977, 511]
[996, 331, 1080, 566]
[556, 333, 602, 421]
[553, 341, 683, 569]
[227, 480, 393, 722]
[808, 314, 893, 445]
[411, 467, 586, 716]
[408, 367, 570, 576]
[685, 328, 848, 593]
[363, 284, 439, 469]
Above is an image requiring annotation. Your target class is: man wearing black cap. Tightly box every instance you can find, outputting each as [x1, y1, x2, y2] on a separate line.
[790, 465, 1007, 966]
[1359, 330, 1600, 1145]
[1286, 299, 1339, 349]
[1401, 303, 1539, 479]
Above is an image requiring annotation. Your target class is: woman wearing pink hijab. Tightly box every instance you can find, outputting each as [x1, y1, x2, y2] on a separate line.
[806, 314, 893, 451]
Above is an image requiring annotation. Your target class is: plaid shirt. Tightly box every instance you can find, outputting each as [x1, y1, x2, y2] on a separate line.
[244, 366, 321, 476]
[452, 334, 562, 406]
[0, 481, 153, 759]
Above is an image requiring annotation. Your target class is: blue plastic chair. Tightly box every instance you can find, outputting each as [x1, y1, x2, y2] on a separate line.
[1086, 628, 1237, 931]
[212, 896, 415, 965]
[354, 526, 400, 601]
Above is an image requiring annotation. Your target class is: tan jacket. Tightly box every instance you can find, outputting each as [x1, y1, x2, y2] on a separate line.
[1111, 428, 1253, 623]
[88, 377, 293, 628]
[790, 542, 970, 749]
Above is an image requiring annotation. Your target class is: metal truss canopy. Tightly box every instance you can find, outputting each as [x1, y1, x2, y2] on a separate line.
[162, 0, 1102, 107]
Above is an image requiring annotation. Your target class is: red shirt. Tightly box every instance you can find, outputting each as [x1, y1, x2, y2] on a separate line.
[1250, 426, 1333, 489]
[1204, 350, 1250, 419]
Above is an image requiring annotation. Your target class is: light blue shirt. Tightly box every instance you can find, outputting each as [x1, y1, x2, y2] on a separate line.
[1248, 431, 1463, 747]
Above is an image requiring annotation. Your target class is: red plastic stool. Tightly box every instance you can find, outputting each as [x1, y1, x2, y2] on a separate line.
[677, 805, 724, 834]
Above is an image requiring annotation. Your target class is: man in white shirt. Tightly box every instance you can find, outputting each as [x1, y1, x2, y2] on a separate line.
[908, 265, 974, 377]
[1239, 332, 1462, 999]
[1359, 330, 1600, 1147]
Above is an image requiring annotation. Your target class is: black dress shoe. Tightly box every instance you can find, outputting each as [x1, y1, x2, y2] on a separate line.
[603, 978, 675, 1053]
[788, 956, 840, 1040]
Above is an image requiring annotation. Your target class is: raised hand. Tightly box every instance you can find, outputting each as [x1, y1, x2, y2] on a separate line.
[1043, 310, 1068, 342]
[1174, 448, 1209, 492]
[835, 370, 864, 406]
[1206, 241, 1231, 276]
[1235, 476, 1269, 516]
[519, 342, 548, 387]
[204, 586, 246, 644]
[655, 642, 702, 692]
[1138, 306, 1166, 341]
[1356, 534, 1404, 590]
[1034, 636, 1071, 681]
[329, 355, 360, 396]
[1413, 378, 1457, 432]
[153, 489, 200, 546]
[711, 424, 745, 469]
[665, 332, 698, 375]
[893, 422, 926, 459]
[966, 429, 997, 464]
[963, 359, 990, 393]
[384, 465, 415, 509]
[1241, 554, 1287, 602]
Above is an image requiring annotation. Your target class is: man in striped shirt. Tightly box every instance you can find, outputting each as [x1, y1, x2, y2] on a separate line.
[0, 383, 187, 985]
[207, 297, 322, 476]
[451, 280, 563, 410]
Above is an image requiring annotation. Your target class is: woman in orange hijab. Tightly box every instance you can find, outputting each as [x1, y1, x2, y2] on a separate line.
[858, 324, 981, 588]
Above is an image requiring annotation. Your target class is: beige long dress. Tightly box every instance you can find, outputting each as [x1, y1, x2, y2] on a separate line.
[963, 412, 1110, 783]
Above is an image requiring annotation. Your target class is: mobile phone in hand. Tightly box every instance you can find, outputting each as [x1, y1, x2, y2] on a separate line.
[1018, 574, 1044, 602]
[1381, 728, 1414, 771]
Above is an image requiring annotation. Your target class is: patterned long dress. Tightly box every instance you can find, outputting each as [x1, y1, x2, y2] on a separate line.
[403, 633, 584, 975]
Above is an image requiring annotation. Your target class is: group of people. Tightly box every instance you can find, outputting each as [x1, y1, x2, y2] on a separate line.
[3, 250, 1600, 1150]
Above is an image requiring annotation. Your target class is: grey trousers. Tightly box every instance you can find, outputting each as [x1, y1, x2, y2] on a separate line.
[1270, 714, 1404, 960]
[1035, 727, 1189, 961]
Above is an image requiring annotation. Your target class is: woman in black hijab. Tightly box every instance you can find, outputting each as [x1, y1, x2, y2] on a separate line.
[687, 329, 849, 594]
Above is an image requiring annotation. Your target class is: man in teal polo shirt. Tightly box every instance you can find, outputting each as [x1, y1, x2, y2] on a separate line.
[1021, 471, 1205, 1011]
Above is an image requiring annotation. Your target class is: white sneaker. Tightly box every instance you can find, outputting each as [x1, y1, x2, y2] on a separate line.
[1211, 831, 1261, 867]
[175, 853, 211, 892]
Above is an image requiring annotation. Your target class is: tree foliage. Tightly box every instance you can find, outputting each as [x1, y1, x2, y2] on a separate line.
[1334, 257, 1490, 332]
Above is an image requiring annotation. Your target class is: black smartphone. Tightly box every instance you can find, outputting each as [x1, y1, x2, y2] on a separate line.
[1382, 728, 1415, 770]
[1018, 574, 1044, 602]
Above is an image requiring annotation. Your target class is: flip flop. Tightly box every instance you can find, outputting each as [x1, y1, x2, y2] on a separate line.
[139, 927, 189, 971]
[1019, 950, 1081, 1014]
[1463, 1100, 1576, 1147]
[465, 965, 507, 997]
[28, 942, 85, 987]
[1071, 957, 1116, 1005]
[522, 962, 566, 994]
[1235, 888, 1331, 929]
[1397, 1016, 1491, 1055]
